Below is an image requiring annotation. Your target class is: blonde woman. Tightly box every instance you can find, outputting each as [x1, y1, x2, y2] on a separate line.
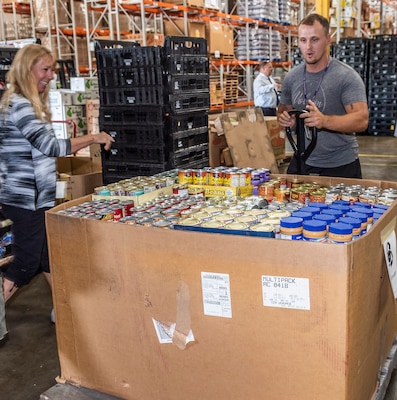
[0, 44, 114, 323]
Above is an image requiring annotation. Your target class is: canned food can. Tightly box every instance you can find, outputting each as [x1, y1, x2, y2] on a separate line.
[223, 221, 249, 231]
[274, 188, 290, 203]
[224, 170, 240, 188]
[110, 205, 123, 221]
[120, 200, 134, 216]
[258, 182, 275, 201]
[201, 220, 225, 229]
[290, 188, 310, 205]
[208, 170, 225, 186]
[152, 220, 173, 229]
[95, 186, 111, 196]
[192, 169, 208, 185]
[97, 208, 114, 221]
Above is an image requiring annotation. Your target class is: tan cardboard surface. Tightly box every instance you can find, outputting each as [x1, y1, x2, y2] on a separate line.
[221, 108, 279, 172]
[46, 175, 397, 400]
[263, 116, 286, 160]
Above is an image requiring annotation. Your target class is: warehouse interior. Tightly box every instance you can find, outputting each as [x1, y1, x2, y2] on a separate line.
[2, 0, 397, 399]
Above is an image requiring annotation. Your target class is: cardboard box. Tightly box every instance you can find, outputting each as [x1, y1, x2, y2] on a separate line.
[263, 116, 285, 160]
[46, 174, 397, 400]
[56, 155, 102, 200]
[221, 108, 279, 172]
[163, 20, 205, 38]
[206, 21, 234, 56]
[163, 0, 203, 6]
[209, 112, 227, 167]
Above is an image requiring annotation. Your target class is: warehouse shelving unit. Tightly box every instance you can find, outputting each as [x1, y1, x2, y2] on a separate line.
[79, 0, 298, 107]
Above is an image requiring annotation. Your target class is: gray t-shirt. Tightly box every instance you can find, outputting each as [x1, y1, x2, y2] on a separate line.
[280, 58, 367, 168]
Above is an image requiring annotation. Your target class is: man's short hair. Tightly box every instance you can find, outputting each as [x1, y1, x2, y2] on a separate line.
[299, 13, 330, 35]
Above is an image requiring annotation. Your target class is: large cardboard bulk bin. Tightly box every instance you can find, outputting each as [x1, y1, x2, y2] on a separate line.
[46, 175, 397, 400]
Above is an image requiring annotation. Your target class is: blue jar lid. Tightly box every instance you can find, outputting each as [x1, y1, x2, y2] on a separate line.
[299, 206, 321, 216]
[313, 213, 336, 224]
[280, 216, 303, 228]
[329, 204, 350, 213]
[345, 211, 366, 223]
[373, 204, 389, 211]
[322, 208, 343, 219]
[339, 216, 361, 229]
[373, 212, 383, 223]
[350, 207, 374, 217]
[308, 202, 329, 210]
[332, 200, 350, 206]
[303, 219, 327, 232]
[291, 211, 313, 221]
[329, 222, 353, 235]
[352, 201, 371, 208]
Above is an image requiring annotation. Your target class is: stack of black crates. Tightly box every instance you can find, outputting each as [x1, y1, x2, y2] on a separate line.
[163, 36, 210, 172]
[367, 35, 397, 136]
[334, 34, 397, 136]
[95, 37, 210, 185]
[333, 37, 369, 88]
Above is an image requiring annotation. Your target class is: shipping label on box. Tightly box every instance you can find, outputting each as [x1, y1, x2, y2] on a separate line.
[49, 89, 73, 108]
[70, 77, 99, 93]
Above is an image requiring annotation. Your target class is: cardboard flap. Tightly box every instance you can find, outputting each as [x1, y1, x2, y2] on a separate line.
[221, 108, 279, 172]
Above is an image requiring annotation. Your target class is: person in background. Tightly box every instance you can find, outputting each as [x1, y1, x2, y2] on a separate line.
[253, 61, 281, 116]
[277, 13, 368, 178]
[0, 44, 114, 323]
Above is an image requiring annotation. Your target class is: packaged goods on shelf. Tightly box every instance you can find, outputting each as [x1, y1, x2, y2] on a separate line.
[236, 28, 282, 61]
[47, 172, 397, 400]
[237, 0, 279, 23]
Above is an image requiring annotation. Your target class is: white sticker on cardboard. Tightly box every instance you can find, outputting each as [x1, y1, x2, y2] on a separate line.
[201, 272, 232, 318]
[152, 319, 195, 345]
[262, 275, 310, 310]
[382, 229, 397, 298]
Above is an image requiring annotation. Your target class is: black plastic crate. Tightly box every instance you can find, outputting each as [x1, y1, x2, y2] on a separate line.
[164, 74, 210, 94]
[94, 39, 141, 69]
[168, 143, 209, 169]
[95, 42, 162, 70]
[163, 36, 207, 56]
[370, 66, 397, 75]
[168, 126, 208, 153]
[165, 112, 208, 134]
[98, 65, 164, 89]
[107, 143, 167, 164]
[164, 55, 209, 75]
[367, 91, 397, 101]
[167, 92, 210, 113]
[370, 73, 397, 82]
[99, 86, 164, 106]
[102, 160, 168, 182]
[101, 124, 165, 146]
[100, 105, 164, 126]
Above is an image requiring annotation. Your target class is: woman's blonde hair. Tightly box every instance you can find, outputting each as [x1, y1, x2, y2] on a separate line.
[0, 43, 54, 121]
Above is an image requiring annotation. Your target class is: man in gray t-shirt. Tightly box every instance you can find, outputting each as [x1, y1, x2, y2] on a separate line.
[278, 13, 368, 178]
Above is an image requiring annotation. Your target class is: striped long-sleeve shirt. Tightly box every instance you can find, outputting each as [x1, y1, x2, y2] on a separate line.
[0, 94, 71, 211]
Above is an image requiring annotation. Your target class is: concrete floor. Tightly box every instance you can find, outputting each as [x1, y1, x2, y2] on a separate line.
[2, 135, 397, 400]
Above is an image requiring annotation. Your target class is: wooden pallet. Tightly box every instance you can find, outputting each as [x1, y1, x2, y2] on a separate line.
[210, 53, 235, 61]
